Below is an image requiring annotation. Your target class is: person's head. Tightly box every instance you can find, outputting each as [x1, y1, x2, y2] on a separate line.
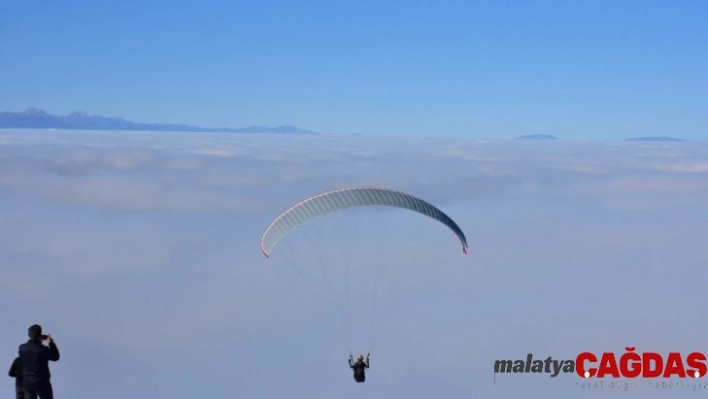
[28, 324, 42, 341]
[357, 354, 363, 361]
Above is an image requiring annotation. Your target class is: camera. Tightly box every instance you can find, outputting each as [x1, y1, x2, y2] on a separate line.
[41, 335, 48, 340]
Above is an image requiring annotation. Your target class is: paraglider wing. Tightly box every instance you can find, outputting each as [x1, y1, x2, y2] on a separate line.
[260, 186, 468, 257]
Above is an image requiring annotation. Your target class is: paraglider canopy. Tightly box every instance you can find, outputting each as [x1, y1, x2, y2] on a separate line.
[260, 186, 469, 258]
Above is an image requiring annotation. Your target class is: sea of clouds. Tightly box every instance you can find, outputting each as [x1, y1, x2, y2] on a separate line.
[1, 129, 706, 398]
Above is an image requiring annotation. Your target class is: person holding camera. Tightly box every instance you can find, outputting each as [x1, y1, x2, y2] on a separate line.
[18, 324, 60, 399]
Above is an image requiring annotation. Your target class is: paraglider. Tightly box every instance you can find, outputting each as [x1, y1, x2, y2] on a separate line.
[259, 186, 468, 381]
[349, 353, 370, 383]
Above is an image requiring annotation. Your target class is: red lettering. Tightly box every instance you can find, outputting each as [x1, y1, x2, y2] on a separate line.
[663, 352, 687, 378]
[575, 349, 706, 379]
[597, 352, 620, 378]
[687, 352, 707, 378]
[642, 352, 663, 378]
[620, 347, 641, 378]
[576, 352, 597, 378]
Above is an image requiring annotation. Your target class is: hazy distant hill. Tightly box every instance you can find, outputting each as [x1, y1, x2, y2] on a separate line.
[517, 134, 559, 140]
[626, 136, 686, 142]
[0, 108, 318, 134]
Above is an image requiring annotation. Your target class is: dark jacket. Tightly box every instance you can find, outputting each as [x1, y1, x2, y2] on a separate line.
[8, 357, 23, 387]
[18, 340, 60, 390]
[349, 358, 370, 382]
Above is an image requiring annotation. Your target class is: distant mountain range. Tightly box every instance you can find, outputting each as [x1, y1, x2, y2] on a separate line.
[516, 134, 688, 142]
[625, 136, 686, 142]
[0, 108, 318, 134]
[517, 134, 559, 140]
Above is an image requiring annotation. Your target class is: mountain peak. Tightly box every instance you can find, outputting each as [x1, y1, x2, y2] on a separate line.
[22, 108, 49, 116]
[517, 134, 559, 140]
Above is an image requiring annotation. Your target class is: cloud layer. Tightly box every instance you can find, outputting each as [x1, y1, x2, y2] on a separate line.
[1, 129, 707, 398]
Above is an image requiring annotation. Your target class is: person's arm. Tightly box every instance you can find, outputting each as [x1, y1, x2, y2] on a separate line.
[365, 353, 370, 368]
[46, 337, 60, 361]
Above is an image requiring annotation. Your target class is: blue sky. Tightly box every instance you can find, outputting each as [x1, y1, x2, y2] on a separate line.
[2, 0, 707, 139]
[2, 130, 708, 398]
